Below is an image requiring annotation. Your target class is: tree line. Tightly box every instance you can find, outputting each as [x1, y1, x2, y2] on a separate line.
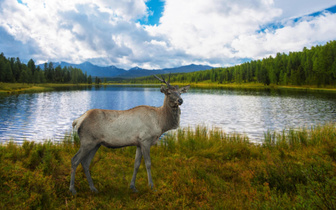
[2, 40, 336, 86]
[129, 40, 336, 87]
[0, 53, 96, 84]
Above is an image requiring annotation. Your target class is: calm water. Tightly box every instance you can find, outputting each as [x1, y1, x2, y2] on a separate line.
[1, 85, 336, 143]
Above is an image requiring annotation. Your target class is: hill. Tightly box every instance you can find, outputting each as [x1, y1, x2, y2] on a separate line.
[40, 61, 126, 78]
[38, 62, 213, 78]
[117, 64, 213, 78]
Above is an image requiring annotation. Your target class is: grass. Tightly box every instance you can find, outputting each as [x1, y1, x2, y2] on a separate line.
[1, 124, 336, 209]
[0, 83, 93, 95]
[169, 81, 336, 92]
[0, 83, 52, 95]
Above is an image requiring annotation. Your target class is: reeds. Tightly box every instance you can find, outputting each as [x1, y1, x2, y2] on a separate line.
[0, 124, 335, 209]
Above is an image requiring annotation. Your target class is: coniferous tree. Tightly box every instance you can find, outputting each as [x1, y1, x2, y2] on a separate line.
[4, 62, 13, 82]
[88, 75, 92, 84]
[27, 59, 36, 76]
[19, 68, 28, 84]
[0, 55, 5, 82]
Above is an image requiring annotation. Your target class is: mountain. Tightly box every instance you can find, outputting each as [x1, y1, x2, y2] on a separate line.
[39, 61, 126, 77]
[39, 62, 213, 78]
[117, 64, 213, 78]
[73, 62, 126, 77]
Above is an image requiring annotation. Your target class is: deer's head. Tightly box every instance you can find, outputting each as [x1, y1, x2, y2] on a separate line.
[154, 74, 190, 108]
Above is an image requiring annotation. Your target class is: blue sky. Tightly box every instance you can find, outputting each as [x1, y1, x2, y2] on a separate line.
[139, 0, 164, 26]
[0, 0, 336, 69]
[258, 4, 336, 32]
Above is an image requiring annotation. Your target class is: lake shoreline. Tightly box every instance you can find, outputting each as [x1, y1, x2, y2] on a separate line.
[1, 83, 335, 143]
[0, 83, 94, 95]
[1, 82, 336, 96]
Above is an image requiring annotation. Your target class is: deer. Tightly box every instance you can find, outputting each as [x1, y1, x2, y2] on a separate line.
[69, 74, 190, 195]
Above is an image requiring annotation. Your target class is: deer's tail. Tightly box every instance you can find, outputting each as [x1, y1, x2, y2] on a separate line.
[72, 112, 88, 133]
[71, 112, 88, 142]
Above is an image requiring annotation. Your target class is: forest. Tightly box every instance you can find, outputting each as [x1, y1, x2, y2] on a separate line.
[128, 40, 336, 87]
[0, 54, 92, 84]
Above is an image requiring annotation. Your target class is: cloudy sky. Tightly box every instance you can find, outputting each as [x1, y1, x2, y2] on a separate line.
[0, 0, 336, 69]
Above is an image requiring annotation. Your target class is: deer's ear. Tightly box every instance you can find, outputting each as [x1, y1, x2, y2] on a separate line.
[160, 85, 168, 94]
[179, 85, 190, 93]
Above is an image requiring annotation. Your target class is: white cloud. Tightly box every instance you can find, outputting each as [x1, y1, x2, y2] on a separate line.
[231, 12, 336, 59]
[0, 0, 335, 69]
[274, 0, 336, 19]
[146, 0, 336, 66]
[0, 0, 154, 68]
[146, 0, 282, 62]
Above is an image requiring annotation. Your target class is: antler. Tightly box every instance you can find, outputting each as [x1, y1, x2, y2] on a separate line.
[153, 73, 171, 86]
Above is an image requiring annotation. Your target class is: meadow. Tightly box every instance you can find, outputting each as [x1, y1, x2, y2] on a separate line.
[1, 124, 336, 209]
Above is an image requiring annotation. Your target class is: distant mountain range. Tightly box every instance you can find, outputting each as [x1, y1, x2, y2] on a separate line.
[38, 61, 213, 78]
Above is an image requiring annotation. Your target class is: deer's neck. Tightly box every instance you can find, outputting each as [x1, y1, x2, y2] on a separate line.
[160, 96, 181, 133]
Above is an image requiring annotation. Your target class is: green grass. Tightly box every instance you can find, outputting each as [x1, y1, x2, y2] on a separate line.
[0, 83, 50, 95]
[0, 83, 93, 95]
[1, 124, 336, 209]
[169, 81, 336, 92]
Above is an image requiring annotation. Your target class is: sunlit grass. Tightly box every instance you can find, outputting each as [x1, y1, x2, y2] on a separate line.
[170, 81, 336, 92]
[0, 83, 92, 95]
[1, 124, 336, 209]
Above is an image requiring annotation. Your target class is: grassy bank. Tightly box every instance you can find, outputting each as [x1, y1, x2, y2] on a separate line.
[1, 124, 336, 209]
[107, 80, 336, 92]
[0, 83, 93, 95]
[165, 81, 336, 92]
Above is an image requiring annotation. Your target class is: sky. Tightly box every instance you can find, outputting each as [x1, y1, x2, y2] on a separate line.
[0, 0, 336, 70]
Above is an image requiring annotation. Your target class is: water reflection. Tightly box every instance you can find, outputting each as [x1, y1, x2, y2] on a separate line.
[180, 88, 336, 140]
[0, 86, 336, 143]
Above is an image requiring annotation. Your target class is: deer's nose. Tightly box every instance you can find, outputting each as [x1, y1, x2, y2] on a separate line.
[178, 98, 183, 105]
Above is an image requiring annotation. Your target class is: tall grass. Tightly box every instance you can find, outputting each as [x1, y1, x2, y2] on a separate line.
[1, 124, 336, 209]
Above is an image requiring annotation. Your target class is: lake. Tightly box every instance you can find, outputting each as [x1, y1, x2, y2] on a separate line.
[1, 85, 336, 144]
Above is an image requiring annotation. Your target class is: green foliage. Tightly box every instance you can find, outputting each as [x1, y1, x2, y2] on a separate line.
[0, 53, 92, 84]
[88, 75, 92, 84]
[0, 124, 336, 209]
[95, 76, 101, 85]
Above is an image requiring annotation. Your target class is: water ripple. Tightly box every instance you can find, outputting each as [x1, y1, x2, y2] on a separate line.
[1, 87, 336, 143]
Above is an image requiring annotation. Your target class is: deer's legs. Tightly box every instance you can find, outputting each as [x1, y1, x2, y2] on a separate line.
[69, 149, 81, 195]
[130, 146, 142, 192]
[81, 144, 101, 193]
[141, 144, 154, 189]
[69, 143, 97, 195]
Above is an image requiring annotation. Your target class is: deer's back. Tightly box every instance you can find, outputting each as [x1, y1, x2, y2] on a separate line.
[78, 107, 162, 147]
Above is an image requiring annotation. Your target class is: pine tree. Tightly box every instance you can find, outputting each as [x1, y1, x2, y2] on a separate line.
[19, 69, 28, 84]
[0, 57, 5, 82]
[4, 62, 14, 82]
[88, 75, 92, 84]
[27, 59, 36, 76]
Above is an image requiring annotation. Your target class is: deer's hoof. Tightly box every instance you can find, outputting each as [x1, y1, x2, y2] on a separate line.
[130, 185, 138, 193]
[90, 187, 99, 193]
[149, 184, 156, 192]
[69, 187, 77, 196]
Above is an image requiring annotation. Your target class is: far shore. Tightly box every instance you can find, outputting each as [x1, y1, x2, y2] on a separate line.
[1, 82, 336, 95]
